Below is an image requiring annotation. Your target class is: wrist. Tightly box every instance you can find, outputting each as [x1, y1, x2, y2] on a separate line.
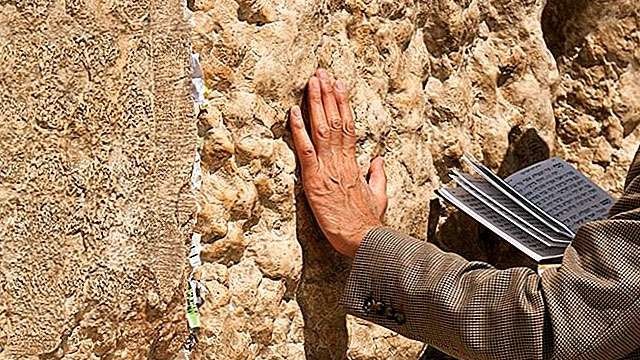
[343, 221, 382, 258]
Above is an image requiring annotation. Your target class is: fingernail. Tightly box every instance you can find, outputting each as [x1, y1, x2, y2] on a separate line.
[292, 105, 301, 118]
[335, 79, 345, 91]
[317, 68, 327, 79]
[291, 106, 303, 127]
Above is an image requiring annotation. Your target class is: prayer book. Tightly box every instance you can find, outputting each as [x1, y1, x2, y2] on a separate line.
[436, 155, 615, 262]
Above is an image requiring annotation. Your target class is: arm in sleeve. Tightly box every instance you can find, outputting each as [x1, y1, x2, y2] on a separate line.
[340, 148, 640, 360]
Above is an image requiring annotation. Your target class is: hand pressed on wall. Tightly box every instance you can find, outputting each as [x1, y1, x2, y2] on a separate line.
[289, 68, 388, 258]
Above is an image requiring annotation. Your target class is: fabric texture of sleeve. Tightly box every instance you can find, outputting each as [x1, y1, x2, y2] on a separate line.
[340, 147, 640, 360]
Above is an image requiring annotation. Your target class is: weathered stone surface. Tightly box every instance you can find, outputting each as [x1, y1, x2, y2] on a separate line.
[190, 0, 640, 358]
[543, 0, 640, 194]
[2, 0, 639, 358]
[0, 0, 194, 358]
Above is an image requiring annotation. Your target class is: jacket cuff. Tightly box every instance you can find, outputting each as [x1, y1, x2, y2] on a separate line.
[340, 226, 426, 332]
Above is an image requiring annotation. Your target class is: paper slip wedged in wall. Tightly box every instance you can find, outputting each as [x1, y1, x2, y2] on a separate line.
[181, 52, 206, 359]
[190, 53, 205, 105]
[437, 155, 615, 263]
[188, 233, 203, 268]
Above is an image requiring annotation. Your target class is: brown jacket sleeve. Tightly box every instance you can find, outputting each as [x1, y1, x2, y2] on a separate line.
[341, 148, 640, 360]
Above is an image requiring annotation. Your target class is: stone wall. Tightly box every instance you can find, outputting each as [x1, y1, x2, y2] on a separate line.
[1, 0, 639, 359]
[0, 0, 195, 358]
[190, 0, 640, 359]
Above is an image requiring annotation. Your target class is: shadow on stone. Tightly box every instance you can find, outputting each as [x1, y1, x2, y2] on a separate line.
[295, 191, 350, 359]
[541, 0, 589, 59]
[497, 127, 551, 178]
[419, 345, 459, 360]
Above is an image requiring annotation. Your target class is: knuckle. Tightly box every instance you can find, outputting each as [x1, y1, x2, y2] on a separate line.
[329, 116, 342, 129]
[342, 123, 356, 136]
[317, 125, 330, 139]
[309, 93, 322, 104]
[301, 147, 315, 157]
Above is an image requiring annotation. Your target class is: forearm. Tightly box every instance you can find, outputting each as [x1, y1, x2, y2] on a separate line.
[340, 227, 546, 360]
[341, 148, 640, 360]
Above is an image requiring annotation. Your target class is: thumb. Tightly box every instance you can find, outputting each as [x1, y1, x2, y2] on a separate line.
[367, 157, 388, 218]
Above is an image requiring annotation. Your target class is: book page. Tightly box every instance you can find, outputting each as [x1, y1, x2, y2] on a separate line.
[462, 154, 575, 238]
[437, 187, 566, 262]
[506, 158, 615, 231]
[451, 171, 571, 246]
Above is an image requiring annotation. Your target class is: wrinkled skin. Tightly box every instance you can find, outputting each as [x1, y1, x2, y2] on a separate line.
[289, 68, 388, 258]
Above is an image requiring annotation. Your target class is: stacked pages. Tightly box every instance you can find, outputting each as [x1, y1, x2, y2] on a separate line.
[436, 155, 615, 262]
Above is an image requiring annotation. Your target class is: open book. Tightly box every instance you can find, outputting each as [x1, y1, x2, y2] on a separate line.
[436, 155, 615, 263]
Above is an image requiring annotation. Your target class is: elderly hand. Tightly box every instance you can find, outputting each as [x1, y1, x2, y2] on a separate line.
[289, 69, 388, 258]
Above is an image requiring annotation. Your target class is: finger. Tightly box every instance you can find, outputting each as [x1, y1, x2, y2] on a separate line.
[306, 76, 330, 159]
[334, 79, 356, 160]
[289, 106, 318, 175]
[316, 68, 342, 148]
[367, 157, 388, 216]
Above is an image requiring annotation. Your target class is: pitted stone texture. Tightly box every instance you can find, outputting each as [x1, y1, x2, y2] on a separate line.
[191, 0, 639, 359]
[543, 0, 640, 193]
[0, 0, 195, 358]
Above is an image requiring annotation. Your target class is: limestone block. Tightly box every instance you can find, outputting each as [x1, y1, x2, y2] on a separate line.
[0, 0, 195, 358]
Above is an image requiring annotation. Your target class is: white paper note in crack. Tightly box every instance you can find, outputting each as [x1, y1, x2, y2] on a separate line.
[188, 233, 203, 268]
[188, 53, 203, 270]
[190, 150, 202, 190]
[190, 53, 205, 105]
